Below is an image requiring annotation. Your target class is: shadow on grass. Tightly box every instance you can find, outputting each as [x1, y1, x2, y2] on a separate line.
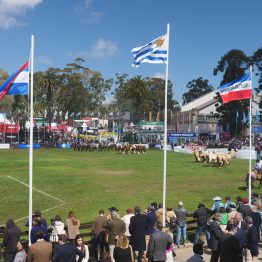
[238, 186, 248, 191]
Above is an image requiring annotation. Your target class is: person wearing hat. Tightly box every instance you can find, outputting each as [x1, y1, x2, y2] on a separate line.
[224, 196, 236, 211]
[175, 201, 188, 247]
[193, 203, 210, 244]
[210, 197, 224, 214]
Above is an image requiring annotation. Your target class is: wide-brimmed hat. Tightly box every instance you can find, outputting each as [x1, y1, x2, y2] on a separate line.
[213, 196, 222, 201]
[178, 201, 184, 207]
[108, 206, 119, 212]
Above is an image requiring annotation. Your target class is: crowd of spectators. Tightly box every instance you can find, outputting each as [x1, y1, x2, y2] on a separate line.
[1, 194, 262, 262]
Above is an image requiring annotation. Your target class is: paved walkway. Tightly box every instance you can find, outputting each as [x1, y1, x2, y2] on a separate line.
[173, 242, 262, 261]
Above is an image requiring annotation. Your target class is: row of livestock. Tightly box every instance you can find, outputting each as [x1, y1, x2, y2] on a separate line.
[193, 149, 236, 167]
[73, 142, 117, 151]
[72, 142, 147, 155]
[118, 143, 147, 154]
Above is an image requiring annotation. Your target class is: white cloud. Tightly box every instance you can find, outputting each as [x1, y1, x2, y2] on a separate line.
[152, 72, 166, 79]
[74, 0, 103, 24]
[0, 0, 43, 29]
[90, 38, 118, 58]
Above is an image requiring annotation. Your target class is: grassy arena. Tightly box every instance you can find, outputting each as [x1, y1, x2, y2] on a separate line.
[0, 148, 254, 228]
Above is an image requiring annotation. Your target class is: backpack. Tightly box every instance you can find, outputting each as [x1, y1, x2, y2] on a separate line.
[169, 216, 177, 230]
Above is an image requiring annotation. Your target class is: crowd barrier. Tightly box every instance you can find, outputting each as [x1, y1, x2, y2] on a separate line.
[17, 144, 41, 149]
[0, 144, 10, 149]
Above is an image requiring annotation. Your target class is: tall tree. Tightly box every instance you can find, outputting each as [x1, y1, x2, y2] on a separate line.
[251, 47, 262, 120]
[213, 49, 249, 135]
[34, 68, 62, 124]
[182, 77, 213, 105]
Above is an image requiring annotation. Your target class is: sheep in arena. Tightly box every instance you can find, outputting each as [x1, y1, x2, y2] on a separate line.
[198, 149, 209, 163]
[207, 151, 218, 165]
[193, 149, 201, 162]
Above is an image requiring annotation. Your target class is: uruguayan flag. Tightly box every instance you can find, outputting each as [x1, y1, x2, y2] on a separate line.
[131, 34, 168, 67]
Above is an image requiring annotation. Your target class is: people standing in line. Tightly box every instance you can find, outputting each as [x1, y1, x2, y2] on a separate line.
[146, 222, 173, 262]
[121, 208, 134, 239]
[27, 230, 52, 262]
[193, 203, 210, 244]
[13, 240, 28, 262]
[104, 210, 126, 262]
[175, 201, 188, 247]
[186, 241, 204, 262]
[209, 213, 223, 262]
[92, 209, 107, 262]
[65, 211, 80, 242]
[218, 222, 242, 262]
[2, 218, 22, 262]
[74, 234, 89, 262]
[244, 216, 259, 261]
[113, 235, 134, 262]
[129, 206, 147, 262]
[52, 234, 84, 262]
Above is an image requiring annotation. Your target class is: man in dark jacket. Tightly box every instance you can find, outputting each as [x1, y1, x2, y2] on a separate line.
[209, 213, 223, 262]
[92, 209, 107, 262]
[218, 223, 242, 262]
[175, 201, 188, 247]
[129, 206, 147, 262]
[2, 218, 21, 262]
[244, 216, 259, 261]
[52, 234, 84, 262]
[147, 221, 173, 262]
[193, 203, 210, 244]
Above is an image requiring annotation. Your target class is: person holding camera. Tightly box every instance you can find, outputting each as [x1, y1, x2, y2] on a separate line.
[49, 215, 66, 243]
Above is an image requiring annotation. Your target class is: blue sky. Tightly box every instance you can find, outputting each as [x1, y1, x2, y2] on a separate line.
[0, 0, 261, 103]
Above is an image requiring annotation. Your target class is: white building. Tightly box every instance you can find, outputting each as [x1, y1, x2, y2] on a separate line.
[175, 91, 261, 135]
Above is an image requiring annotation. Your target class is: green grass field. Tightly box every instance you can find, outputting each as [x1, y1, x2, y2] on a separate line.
[0, 148, 255, 229]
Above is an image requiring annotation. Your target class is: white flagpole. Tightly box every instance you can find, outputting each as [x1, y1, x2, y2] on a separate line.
[248, 65, 253, 205]
[162, 23, 170, 227]
[28, 35, 34, 245]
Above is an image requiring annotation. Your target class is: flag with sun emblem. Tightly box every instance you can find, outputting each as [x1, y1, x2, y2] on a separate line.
[131, 34, 168, 67]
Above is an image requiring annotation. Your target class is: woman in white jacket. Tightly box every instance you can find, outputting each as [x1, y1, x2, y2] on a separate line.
[75, 234, 89, 262]
[49, 215, 66, 243]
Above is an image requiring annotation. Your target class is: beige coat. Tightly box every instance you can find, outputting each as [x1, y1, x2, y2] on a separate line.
[27, 240, 52, 262]
[66, 218, 80, 240]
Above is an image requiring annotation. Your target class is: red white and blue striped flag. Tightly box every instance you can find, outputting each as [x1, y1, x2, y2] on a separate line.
[217, 74, 252, 104]
[0, 60, 29, 100]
